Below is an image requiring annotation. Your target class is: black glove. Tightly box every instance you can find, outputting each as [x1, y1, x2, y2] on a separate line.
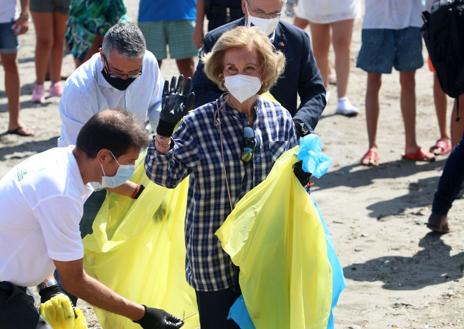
[156, 75, 195, 137]
[134, 306, 184, 329]
[293, 160, 312, 187]
[39, 284, 63, 304]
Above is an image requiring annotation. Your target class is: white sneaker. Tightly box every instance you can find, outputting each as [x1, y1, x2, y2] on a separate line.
[335, 97, 358, 117]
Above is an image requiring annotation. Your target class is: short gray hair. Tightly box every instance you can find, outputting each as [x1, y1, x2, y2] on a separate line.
[102, 22, 146, 58]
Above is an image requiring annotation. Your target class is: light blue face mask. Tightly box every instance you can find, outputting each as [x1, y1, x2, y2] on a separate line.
[89, 151, 135, 190]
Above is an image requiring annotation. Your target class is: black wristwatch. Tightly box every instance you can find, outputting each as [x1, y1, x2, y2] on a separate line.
[294, 120, 312, 137]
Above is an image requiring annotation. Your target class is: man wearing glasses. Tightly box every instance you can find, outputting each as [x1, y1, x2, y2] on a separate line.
[193, 0, 326, 138]
[58, 22, 163, 237]
[58, 22, 163, 149]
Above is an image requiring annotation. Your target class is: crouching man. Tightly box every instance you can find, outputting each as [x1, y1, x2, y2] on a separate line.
[0, 110, 183, 329]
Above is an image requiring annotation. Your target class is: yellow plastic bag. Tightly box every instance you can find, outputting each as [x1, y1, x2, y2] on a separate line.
[216, 147, 333, 329]
[83, 156, 199, 329]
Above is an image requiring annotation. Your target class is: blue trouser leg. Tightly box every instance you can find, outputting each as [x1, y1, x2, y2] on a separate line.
[432, 137, 464, 215]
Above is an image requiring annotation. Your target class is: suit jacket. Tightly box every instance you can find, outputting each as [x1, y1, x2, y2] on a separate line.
[192, 18, 326, 134]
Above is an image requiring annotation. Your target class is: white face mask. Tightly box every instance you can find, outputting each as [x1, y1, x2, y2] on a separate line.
[245, 3, 280, 36]
[88, 152, 135, 190]
[224, 75, 262, 103]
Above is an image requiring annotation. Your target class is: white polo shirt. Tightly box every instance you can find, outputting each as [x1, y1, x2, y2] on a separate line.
[0, 147, 93, 287]
[58, 51, 163, 147]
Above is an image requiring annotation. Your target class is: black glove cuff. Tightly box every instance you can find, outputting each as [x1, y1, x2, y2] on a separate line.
[156, 119, 177, 137]
[39, 284, 62, 303]
[133, 305, 148, 326]
[294, 120, 312, 137]
[293, 161, 312, 187]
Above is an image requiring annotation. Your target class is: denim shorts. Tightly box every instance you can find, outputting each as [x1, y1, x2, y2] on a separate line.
[356, 27, 424, 73]
[0, 21, 18, 54]
[30, 0, 70, 14]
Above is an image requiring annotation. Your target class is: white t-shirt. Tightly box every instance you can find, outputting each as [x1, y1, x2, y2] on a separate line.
[295, 0, 360, 24]
[0, 0, 17, 23]
[58, 51, 163, 147]
[363, 0, 425, 30]
[0, 147, 93, 287]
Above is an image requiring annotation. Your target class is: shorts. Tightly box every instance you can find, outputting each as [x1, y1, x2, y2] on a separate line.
[356, 27, 424, 74]
[139, 20, 197, 60]
[0, 21, 18, 54]
[30, 0, 70, 14]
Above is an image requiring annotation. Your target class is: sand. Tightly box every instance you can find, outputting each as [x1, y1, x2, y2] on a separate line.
[1, 1, 463, 328]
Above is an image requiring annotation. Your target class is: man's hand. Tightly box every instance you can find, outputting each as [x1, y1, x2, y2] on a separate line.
[293, 160, 312, 187]
[156, 75, 195, 137]
[12, 13, 29, 35]
[134, 306, 183, 329]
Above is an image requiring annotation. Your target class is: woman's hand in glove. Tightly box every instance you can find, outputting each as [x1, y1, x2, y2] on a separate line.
[156, 75, 195, 137]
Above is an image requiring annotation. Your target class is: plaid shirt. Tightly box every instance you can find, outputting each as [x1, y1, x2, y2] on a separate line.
[145, 96, 298, 291]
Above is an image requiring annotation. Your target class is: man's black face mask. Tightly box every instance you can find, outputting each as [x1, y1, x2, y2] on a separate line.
[101, 69, 137, 91]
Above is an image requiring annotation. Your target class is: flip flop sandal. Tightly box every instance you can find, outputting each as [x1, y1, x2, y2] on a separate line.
[429, 138, 452, 156]
[361, 148, 380, 166]
[6, 127, 34, 137]
[402, 148, 435, 162]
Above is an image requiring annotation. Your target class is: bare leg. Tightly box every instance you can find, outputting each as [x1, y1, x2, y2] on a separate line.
[50, 12, 68, 84]
[331, 19, 354, 99]
[31, 12, 54, 85]
[308, 21, 331, 88]
[433, 73, 449, 140]
[175, 58, 195, 78]
[1, 53, 32, 134]
[74, 34, 103, 68]
[399, 71, 420, 153]
[366, 73, 382, 149]
[293, 17, 309, 30]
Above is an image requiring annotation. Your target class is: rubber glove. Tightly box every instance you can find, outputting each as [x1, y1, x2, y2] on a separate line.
[134, 305, 183, 329]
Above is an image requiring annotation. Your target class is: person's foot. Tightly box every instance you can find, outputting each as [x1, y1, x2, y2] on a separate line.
[49, 81, 63, 97]
[426, 213, 449, 234]
[336, 97, 359, 117]
[32, 84, 46, 103]
[5, 125, 34, 137]
[402, 148, 435, 162]
[429, 138, 452, 156]
[361, 147, 380, 166]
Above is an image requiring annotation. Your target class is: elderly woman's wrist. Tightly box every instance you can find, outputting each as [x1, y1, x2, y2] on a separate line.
[154, 134, 172, 153]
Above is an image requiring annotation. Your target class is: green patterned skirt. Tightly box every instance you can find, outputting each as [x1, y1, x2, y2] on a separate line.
[65, 0, 128, 60]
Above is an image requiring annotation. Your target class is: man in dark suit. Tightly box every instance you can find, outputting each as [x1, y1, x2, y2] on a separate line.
[192, 0, 326, 137]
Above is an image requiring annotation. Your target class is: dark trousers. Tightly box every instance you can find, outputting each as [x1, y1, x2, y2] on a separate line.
[206, 6, 243, 31]
[195, 288, 241, 329]
[0, 282, 51, 329]
[432, 136, 464, 215]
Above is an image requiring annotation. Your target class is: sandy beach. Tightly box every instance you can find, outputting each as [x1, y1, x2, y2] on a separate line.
[1, 1, 463, 328]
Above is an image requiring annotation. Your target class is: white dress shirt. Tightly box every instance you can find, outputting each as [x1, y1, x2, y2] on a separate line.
[58, 51, 163, 147]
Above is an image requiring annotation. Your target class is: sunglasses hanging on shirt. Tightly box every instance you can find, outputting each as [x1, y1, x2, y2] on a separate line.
[241, 125, 257, 163]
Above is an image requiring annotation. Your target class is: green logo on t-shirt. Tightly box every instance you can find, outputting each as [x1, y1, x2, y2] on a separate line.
[16, 168, 28, 182]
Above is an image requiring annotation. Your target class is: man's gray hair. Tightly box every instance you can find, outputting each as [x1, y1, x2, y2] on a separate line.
[102, 22, 146, 58]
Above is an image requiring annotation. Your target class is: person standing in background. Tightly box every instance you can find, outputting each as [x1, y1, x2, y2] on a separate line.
[138, 0, 197, 78]
[66, 0, 128, 67]
[0, 0, 33, 136]
[30, 0, 70, 103]
[293, 0, 360, 117]
[192, 0, 243, 49]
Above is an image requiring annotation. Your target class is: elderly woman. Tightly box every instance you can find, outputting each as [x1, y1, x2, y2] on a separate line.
[145, 26, 299, 328]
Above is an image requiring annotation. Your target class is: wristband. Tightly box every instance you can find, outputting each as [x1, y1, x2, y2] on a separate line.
[37, 279, 58, 291]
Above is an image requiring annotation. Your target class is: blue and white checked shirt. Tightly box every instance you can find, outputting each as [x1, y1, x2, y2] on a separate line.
[145, 96, 298, 291]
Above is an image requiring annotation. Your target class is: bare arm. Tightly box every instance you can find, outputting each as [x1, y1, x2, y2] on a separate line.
[192, 0, 206, 49]
[54, 259, 144, 321]
[107, 180, 140, 198]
